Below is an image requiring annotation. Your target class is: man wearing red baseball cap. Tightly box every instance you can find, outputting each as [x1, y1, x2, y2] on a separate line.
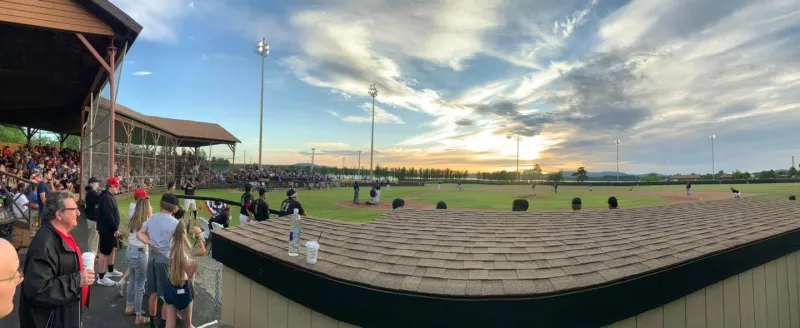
[96, 177, 123, 286]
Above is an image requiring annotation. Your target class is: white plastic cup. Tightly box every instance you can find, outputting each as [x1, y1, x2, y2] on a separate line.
[82, 252, 95, 270]
[305, 241, 319, 264]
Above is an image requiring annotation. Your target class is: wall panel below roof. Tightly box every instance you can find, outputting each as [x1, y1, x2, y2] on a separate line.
[0, 0, 112, 35]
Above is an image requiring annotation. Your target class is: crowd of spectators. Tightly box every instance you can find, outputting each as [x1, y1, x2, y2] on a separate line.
[0, 144, 80, 194]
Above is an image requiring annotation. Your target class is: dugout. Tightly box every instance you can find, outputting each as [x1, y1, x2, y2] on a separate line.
[212, 198, 800, 327]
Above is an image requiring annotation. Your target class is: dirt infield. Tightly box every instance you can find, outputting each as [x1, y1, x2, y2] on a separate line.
[336, 200, 436, 210]
[631, 191, 759, 203]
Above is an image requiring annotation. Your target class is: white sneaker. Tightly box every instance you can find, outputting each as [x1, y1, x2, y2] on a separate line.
[96, 276, 116, 286]
[107, 269, 123, 277]
[116, 279, 126, 296]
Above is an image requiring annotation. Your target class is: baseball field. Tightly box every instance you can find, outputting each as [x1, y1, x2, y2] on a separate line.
[113, 182, 800, 227]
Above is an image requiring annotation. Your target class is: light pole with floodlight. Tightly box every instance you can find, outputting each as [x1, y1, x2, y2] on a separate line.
[357, 150, 362, 178]
[368, 83, 378, 180]
[255, 37, 270, 167]
[342, 156, 346, 175]
[311, 148, 316, 172]
[615, 138, 621, 182]
[709, 134, 716, 180]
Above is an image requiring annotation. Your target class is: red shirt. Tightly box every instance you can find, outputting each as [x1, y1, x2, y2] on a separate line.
[55, 229, 89, 308]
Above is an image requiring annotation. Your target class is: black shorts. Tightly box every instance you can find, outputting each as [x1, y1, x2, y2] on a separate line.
[98, 232, 117, 255]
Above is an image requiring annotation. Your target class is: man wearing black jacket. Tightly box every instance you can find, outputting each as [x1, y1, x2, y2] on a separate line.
[20, 190, 95, 328]
[83, 177, 101, 255]
[95, 177, 123, 287]
[253, 187, 279, 221]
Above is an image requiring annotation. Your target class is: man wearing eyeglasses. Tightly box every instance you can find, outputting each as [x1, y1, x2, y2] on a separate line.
[20, 190, 95, 327]
[0, 238, 22, 318]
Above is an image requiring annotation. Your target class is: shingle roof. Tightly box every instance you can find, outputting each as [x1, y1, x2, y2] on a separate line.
[99, 98, 240, 146]
[213, 198, 800, 297]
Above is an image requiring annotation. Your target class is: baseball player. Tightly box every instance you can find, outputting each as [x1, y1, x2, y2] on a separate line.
[730, 187, 741, 199]
[553, 183, 558, 194]
[589, 183, 593, 192]
[686, 182, 692, 197]
[183, 178, 197, 220]
[438, 181, 442, 191]
[531, 183, 537, 196]
[458, 181, 463, 191]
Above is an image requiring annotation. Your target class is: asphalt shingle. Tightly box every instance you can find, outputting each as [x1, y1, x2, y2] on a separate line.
[214, 198, 800, 296]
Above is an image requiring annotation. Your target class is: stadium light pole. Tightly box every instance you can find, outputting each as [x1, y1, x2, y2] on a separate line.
[615, 138, 621, 182]
[342, 156, 346, 175]
[255, 37, 270, 168]
[710, 134, 716, 180]
[368, 83, 378, 181]
[311, 148, 316, 172]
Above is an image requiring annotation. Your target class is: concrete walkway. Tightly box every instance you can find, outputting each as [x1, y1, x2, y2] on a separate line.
[0, 212, 219, 328]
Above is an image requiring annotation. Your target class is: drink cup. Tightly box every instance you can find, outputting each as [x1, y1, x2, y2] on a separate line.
[305, 241, 319, 264]
[82, 252, 95, 270]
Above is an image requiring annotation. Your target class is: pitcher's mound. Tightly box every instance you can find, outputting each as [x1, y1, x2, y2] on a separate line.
[336, 200, 435, 210]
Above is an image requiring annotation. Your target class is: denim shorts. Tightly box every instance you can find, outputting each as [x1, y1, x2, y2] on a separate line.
[163, 280, 193, 311]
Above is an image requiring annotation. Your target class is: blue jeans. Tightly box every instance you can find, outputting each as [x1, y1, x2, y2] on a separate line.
[126, 246, 148, 314]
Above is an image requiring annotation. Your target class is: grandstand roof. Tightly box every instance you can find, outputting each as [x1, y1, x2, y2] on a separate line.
[100, 98, 240, 147]
[0, 0, 141, 135]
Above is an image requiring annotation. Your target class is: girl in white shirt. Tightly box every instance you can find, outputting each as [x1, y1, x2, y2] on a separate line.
[124, 197, 152, 325]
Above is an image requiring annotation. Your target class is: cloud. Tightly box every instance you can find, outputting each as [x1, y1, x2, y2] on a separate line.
[305, 142, 350, 149]
[109, 0, 191, 42]
[339, 103, 404, 124]
[553, 0, 599, 39]
[213, 0, 800, 173]
[133, 71, 154, 76]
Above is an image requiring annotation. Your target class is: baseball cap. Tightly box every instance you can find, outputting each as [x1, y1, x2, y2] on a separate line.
[134, 188, 149, 199]
[572, 197, 582, 205]
[161, 193, 179, 206]
[88, 177, 99, 184]
[107, 177, 121, 188]
[286, 188, 298, 198]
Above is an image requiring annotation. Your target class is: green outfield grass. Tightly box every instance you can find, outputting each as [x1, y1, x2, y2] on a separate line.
[109, 183, 800, 233]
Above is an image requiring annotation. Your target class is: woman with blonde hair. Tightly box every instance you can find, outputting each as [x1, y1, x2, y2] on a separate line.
[163, 219, 205, 328]
[124, 197, 152, 325]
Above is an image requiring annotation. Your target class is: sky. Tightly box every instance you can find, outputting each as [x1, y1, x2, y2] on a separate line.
[105, 0, 800, 175]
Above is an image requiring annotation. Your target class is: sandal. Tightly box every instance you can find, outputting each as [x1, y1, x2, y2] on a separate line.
[135, 316, 150, 326]
[124, 307, 136, 316]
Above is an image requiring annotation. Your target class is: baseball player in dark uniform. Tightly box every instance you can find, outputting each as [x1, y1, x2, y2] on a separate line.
[280, 188, 306, 216]
[686, 182, 692, 197]
[353, 181, 360, 204]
